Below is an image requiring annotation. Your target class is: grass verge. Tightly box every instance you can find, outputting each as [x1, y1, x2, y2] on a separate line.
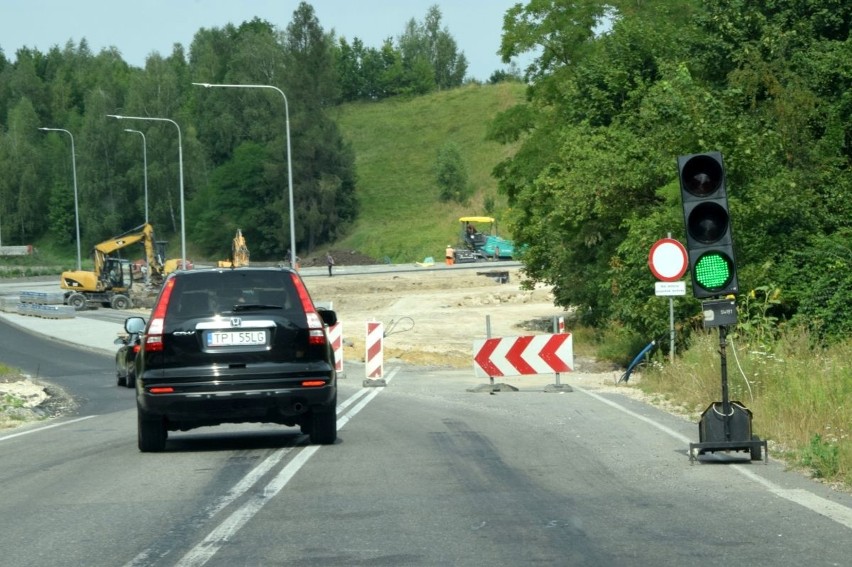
[639, 329, 851, 488]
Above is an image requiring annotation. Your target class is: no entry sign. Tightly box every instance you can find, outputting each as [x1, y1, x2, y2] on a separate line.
[648, 238, 688, 282]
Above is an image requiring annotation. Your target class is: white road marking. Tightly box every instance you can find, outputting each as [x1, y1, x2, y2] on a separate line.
[574, 385, 852, 532]
[0, 415, 96, 442]
[167, 368, 398, 567]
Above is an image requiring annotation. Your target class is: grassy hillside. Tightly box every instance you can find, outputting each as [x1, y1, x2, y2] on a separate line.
[329, 82, 526, 263]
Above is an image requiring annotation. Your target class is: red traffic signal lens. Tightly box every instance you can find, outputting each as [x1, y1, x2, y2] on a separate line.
[693, 251, 734, 292]
[681, 154, 724, 197]
[687, 202, 729, 244]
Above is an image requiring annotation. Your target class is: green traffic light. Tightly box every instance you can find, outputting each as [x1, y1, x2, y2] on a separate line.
[694, 252, 732, 291]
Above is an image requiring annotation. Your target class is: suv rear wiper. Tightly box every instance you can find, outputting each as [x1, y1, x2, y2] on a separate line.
[232, 303, 284, 311]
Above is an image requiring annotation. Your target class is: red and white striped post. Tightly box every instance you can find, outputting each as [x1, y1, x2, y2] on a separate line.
[365, 320, 383, 382]
[328, 322, 343, 374]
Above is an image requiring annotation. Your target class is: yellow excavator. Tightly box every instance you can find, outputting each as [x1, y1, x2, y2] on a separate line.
[218, 229, 250, 268]
[60, 223, 168, 310]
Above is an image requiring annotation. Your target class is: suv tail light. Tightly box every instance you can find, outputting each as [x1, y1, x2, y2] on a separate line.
[145, 278, 176, 353]
[291, 273, 327, 346]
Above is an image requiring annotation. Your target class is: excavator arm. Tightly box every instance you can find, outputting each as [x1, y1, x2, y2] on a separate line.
[218, 229, 250, 268]
[92, 223, 165, 282]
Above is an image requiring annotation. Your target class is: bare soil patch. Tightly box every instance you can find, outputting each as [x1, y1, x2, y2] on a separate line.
[307, 267, 581, 370]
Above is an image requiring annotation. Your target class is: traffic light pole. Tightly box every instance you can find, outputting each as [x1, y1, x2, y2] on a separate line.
[689, 318, 767, 463]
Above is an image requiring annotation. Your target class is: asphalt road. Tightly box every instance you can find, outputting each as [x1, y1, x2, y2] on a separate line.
[1, 320, 851, 566]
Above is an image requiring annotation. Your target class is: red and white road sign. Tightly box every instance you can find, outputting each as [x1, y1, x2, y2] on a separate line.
[328, 322, 343, 373]
[473, 333, 573, 378]
[648, 238, 688, 282]
[366, 321, 383, 379]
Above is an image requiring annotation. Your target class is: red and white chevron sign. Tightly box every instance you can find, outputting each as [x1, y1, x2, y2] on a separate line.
[473, 333, 573, 378]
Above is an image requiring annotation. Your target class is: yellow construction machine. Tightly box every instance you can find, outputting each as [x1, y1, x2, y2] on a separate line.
[60, 223, 168, 310]
[218, 229, 250, 268]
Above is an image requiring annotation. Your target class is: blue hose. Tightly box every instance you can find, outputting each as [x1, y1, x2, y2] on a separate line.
[619, 340, 656, 383]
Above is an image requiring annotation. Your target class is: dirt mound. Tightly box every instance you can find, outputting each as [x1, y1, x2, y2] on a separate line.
[300, 249, 384, 268]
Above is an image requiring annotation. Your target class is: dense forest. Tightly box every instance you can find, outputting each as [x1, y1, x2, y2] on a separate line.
[1, 0, 850, 347]
[0, 3, 472, 260]
[491, 0, 851, 345]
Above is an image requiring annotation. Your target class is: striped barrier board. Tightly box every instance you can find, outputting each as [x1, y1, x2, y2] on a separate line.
[328, 322, 343, 373]
[473, 333, 573, 379]
[365, 321, 383, 379]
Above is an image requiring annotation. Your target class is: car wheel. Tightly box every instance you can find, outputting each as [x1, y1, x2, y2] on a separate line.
[138, 408, 167, 452]
[125, 368, 136, 389]
[309, 403, 337, 445]
[116, 371, 126, 387]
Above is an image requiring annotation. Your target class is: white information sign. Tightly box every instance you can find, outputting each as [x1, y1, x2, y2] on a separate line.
[655, 281, 686, 296]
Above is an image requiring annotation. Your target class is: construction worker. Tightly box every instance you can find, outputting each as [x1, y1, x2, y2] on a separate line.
[445, 244, 455, 265]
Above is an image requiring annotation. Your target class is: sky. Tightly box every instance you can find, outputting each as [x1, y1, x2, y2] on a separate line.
[0, 0, 530, 81]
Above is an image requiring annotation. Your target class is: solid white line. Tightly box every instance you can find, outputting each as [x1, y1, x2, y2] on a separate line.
[733, 466, 852, 530]
[574, 385, 852, 531]
[574, 385, 691, 444]
[175, 446, 320, 567]
[337, 385, 372, 412]
[0, 415, 96, 442]
[173, 366, 399, 567]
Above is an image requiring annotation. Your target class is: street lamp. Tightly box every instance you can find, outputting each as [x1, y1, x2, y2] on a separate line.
[123, 129, 149, 225]
[107, 115, 186, 270]
[123, 128, 150, 284]
[192, 82, 297, 269]
[38, 127, 82, 271]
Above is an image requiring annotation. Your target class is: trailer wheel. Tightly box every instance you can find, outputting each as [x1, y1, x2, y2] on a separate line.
[67, 293, 87, 310]
[750, 435, 763, 462]
[111, 294, 132, 310]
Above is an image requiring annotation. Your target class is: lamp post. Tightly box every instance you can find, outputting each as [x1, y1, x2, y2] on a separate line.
[38, 127, 82, 271]
[123, 129, 149, 225]
[107, 115, 186, 270]
[192, 82, 297, 269]
[123, 128, 150, 284]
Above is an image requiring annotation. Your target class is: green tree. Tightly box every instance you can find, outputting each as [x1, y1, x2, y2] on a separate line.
[435, 142, 470, 203]
[279, 2, 356, 253]
[492, 0, 852, 344]
[398, 5, 467, 93]
[4, 98, 48, 243]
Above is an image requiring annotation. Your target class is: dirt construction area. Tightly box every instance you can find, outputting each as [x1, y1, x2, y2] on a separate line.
[305, 267, 620, 381]
[0, 266, 627, 431]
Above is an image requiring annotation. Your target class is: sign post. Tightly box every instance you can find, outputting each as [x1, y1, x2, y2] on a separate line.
[648, 237, 688, 362]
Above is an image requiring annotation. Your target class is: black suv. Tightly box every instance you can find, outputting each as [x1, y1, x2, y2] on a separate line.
[126, 267, 338, 452]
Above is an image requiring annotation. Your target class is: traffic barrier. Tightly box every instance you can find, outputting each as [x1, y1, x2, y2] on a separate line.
[328, 322, 343, 374]
[364, 321, 384, 384]
[473, 333, 573, 379]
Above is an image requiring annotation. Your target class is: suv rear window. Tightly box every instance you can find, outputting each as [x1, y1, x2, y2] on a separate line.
[166, 270, 299, 321]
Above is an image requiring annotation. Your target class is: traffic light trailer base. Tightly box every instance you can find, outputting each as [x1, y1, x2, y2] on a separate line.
[688, 321, 768, 464]
[689, 401, 768, 464]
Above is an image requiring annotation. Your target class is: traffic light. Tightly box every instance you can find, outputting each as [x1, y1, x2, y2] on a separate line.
[677, 151, 738, 298]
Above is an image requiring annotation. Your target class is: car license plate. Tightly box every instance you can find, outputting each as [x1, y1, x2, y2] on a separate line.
[206, 330, 267, 347]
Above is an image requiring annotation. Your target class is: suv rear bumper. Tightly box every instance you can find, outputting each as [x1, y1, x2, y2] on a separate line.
[138, 380, 336, 429]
